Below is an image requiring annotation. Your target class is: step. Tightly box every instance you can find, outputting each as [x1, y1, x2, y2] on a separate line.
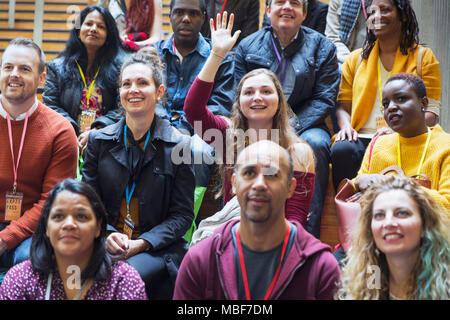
[0, 9, 73, 20]
[0, 19, 70, 29]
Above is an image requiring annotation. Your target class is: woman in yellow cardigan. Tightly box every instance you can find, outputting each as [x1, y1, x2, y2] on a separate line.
[331, 0, 441, 192]
[355, 73, 450, 213]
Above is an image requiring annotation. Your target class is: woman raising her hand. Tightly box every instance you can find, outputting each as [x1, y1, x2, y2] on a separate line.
[184, 12, 316, 227]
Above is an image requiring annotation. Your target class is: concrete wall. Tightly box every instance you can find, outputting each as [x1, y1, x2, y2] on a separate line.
[412, 0, 450, 131]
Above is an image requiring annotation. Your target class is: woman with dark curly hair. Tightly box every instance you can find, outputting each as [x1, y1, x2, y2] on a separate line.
[0, 179, 147, 300]
[331, 0, 442, 193]
[336, 175, 449, 299]
[43, 5, 126, 148]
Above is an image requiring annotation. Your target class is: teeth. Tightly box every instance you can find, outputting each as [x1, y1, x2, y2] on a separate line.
[9, 83, 21, 87]
[281, 15, 293, 18]
[128, 98, 143, 103]
[385, 234, 402, 240]
[250, 106, 266, 109]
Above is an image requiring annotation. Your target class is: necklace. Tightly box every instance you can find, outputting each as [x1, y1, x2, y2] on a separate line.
[397, 128, 431, 175]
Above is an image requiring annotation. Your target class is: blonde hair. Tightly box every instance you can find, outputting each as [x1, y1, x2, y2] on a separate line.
[215, 68, 313, 198]
[336, 175, 450, 300]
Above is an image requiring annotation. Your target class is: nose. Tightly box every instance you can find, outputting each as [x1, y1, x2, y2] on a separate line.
[383, 212, 398, 229]
[10, 66, 19, 76]
[62, 215, 76, 229]
[252, 90, 263, 102]
[252, 172, 268, 190]
[282, 1, 293, 9]
[385, 99, 398, 112]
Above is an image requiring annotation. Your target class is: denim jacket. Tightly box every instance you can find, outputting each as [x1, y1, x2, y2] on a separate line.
[234, 26, 340, 134]
[153, 33, 235, 133]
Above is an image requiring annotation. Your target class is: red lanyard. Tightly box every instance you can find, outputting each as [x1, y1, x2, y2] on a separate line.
[212, 0, 228, 29]
[235, 223, 291, 300]
[6, 110, 30, 192]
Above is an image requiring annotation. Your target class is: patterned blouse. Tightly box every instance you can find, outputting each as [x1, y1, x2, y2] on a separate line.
[0, 260, 147, 300]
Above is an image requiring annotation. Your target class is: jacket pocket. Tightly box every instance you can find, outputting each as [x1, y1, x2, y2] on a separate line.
[244, 54, 274, 70]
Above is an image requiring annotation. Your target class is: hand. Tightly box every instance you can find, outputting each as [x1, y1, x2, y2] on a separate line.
[355, 174, 383, 192]
[335, 124, 358, 142]
[372, 126, 394, 141]
[0, 238, 7, 256]
[123, 239, 151, 259]
[77, 130, 92, 149]
[210, 11, 241, 59]
[106, 232, 129, 258]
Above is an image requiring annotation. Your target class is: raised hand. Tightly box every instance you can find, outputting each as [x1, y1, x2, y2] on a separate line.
[210, 11, 241, 58]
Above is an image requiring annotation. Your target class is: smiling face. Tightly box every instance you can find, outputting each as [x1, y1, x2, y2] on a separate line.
[170, 0, 204, 50]
[46, 190, 101, 262]
[120, 63, 165, 120]
[78, 10, 107, 53]
[366, 0, 402, 39]
[0, 45, 44, 108]
[239, 74, 280, 129]
[371, 189, 423, 259]
[382, 79, 427, 137]
[267, 0, 307, 39]
[232, 142, 295, 225]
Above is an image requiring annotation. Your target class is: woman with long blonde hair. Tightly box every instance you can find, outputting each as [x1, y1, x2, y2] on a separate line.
[337, 175, 450, 300]
[184, 12, 315, 226]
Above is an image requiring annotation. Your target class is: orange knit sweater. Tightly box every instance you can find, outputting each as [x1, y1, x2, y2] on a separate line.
[0, 102, 78, 249]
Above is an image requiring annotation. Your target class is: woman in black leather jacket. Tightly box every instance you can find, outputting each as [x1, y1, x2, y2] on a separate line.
[43, 5, 126, 148]
[82, 47, 195, 299]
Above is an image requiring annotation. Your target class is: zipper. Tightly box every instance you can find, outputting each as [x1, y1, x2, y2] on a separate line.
[273, 259, 305, 300]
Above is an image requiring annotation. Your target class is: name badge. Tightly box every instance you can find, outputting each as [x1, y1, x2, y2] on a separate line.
[5, 191, 23, 221]
[376, 117, 388, 130]
[123, 216, 135, 240]
[78, 110, 97, 133]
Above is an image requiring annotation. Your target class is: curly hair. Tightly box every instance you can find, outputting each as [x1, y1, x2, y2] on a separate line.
[362, 0, 419, 59]
[336, 175, 450, 300]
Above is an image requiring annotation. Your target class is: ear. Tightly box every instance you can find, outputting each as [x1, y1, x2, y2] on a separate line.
[287, 177, 297, 199]
[231, 173, 236, 194]
[420, 97, 429, 112]
[39, 72, 46, 87]
[157, 84, 165, 101]
[95, 219, 102, 238]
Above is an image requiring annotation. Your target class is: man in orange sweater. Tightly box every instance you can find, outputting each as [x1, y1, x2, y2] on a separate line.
[0, 38, 78, 268]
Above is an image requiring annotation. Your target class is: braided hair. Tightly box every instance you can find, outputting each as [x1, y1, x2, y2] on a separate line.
[362, 0, 419, 59]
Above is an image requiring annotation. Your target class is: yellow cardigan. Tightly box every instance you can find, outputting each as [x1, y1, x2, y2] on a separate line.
[356, 125, 450, 213]
[338, 40, 442, 133]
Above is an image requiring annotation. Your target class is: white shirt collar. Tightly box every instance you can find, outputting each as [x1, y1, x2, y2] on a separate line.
[0, 96, 39, 120]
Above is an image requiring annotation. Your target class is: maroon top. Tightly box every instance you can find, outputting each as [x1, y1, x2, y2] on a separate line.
[0, 260, 148, 300]
[184, 77, 315, 226]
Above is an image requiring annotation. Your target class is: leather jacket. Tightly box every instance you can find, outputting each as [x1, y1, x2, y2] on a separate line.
[43, 52, 126, 135]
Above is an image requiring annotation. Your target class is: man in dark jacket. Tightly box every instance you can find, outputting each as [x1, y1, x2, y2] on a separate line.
[234, 0, 340, 239]
[200, 0, 260, 48]
[174, 140, 340, 300]
[153, 0, 234, 135]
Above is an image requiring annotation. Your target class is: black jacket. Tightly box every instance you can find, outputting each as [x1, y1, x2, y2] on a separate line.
[82, 116, 195, 256]
[43, 52, 126, 135]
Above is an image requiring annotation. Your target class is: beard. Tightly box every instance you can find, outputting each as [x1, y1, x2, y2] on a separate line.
[243, 199, 273, 224]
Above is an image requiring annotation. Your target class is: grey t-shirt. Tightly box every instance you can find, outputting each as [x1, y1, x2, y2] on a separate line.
[232, 223, 297, 300]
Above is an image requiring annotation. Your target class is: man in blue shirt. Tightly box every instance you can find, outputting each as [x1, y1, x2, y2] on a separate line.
[153, 0, 234, 134]
[234, 0, 340, 239]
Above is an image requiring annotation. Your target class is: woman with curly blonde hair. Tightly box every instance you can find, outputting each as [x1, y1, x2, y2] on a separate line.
[184, 12, 315, 227]
[336, 175, 450, 300]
